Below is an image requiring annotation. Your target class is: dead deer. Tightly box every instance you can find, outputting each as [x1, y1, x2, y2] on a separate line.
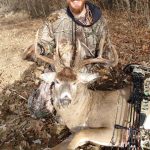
[33, 30, 132, 150]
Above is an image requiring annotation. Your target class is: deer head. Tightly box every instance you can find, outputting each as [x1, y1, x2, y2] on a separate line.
[35, 30, 118, 107]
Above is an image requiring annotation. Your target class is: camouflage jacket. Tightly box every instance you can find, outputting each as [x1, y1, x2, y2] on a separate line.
[37, 2, 117, 69]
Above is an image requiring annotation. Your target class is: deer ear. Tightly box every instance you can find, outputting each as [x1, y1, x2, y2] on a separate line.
[40, 72, 56, 83]
[78, 73, 99, 83]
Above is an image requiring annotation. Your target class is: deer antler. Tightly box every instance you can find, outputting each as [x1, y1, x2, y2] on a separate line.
[81, 44, 118, 67]
[34, 30, 55, 65]
[34, 30, 63, 71]
[74, 40, 118, 72]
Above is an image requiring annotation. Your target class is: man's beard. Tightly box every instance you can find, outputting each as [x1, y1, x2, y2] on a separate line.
[68, 0, 85, 14]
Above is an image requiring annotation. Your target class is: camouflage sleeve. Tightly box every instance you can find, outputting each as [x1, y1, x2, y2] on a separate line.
[37, 21, 55, 55]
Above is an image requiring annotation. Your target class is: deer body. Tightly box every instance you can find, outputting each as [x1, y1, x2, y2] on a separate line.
[50, 83, 131, 149]
[40, 67, 131, 149]
[46, 84, 131, 150]
[53, 83, 130, 132]
[33, 31, 132, 149]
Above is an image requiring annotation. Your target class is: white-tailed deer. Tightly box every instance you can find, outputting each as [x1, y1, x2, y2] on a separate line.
[34, 30, 133, 150]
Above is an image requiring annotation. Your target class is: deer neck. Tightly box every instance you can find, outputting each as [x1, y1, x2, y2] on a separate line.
[53, 83, 92, 131]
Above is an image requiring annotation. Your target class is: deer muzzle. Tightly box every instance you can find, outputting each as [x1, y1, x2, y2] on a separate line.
[60, 97, 71, 107]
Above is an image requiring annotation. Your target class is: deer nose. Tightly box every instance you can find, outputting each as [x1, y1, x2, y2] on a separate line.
[60, 96, 71, 107]
[60, 92, 72, 100]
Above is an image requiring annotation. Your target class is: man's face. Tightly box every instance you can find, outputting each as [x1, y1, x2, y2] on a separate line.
[66, 0, 86, 14]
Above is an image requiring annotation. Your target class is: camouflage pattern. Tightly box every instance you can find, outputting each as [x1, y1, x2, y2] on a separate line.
[37, 8, 114, 66]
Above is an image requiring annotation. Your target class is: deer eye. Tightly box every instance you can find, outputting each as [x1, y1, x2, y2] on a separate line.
[55, 79, 60, 84]
[72, 81, 76, 85]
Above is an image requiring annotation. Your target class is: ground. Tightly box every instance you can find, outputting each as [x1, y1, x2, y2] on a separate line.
[0, 11, 150, 150]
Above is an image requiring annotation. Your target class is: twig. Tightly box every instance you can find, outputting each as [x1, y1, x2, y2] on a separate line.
[10, 89, 27, 101]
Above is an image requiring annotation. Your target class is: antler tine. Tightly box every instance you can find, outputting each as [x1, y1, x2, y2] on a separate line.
[55, 39, 59, 55]
[81, 44, 118, 67]
[34, 30, 55, 65]
[73, 39, 82, 72]
[74, 40, 118, 72]
[54, 39, 65, 71]
[55, 39, 62, 63]
[109, 44, 118, 67]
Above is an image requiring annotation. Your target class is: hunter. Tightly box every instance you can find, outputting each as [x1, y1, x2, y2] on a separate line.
[23, 0, 118, 118]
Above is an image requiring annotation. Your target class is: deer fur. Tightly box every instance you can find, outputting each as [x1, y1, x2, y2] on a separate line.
[34, 31, 132, 149]
[41, 68, 131, 150]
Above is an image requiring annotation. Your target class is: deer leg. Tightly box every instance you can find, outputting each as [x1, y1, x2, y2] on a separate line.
[67, 128, 116, 150]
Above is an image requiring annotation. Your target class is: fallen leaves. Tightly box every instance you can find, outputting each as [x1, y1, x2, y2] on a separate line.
[0, 10, 150, 150]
